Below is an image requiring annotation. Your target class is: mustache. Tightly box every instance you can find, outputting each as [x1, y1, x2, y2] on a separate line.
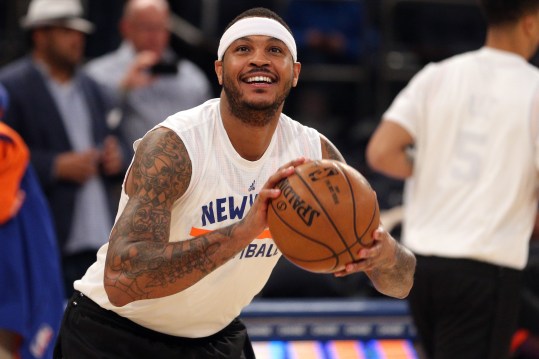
[244, 67, 273, 75]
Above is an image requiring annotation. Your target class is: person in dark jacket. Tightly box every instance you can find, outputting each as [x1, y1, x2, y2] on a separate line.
[0, 0, 127, 296]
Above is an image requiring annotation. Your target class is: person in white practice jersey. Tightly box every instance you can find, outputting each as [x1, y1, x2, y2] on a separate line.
[366, 0, 539, 358]
[53, 7, 416, 359]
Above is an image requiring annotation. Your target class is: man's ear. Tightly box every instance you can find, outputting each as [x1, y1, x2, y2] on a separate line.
[215, 60, 223, 85]
[119, 19, 128, 39]
[522, 11, 539, 37]
[292, 62, 301, 87]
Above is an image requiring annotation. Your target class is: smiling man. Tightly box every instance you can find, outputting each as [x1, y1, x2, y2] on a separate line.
[53, 7, 415, 359]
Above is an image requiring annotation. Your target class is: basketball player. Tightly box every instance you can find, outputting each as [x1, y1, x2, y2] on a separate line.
[366, 0, 539, 358]
[53, 7, 416, 358]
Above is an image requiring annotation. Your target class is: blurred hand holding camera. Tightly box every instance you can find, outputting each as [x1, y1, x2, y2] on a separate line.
[120, 50, 158, 92]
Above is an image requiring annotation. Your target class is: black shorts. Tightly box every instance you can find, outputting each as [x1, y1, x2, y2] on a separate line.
[53, 291, 255, 359]
[408, 255, 522, 359]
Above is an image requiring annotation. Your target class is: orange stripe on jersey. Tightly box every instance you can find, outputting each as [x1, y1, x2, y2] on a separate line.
[190, 227, 272, 239]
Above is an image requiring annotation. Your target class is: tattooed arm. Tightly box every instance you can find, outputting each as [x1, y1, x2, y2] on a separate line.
[104, 127, 304, 306]
[320, 135, 416, 298]
[320, 134, 346, 162]
[335, 228, 416, 299]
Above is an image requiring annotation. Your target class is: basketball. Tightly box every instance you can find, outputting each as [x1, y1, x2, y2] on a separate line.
[267, 159, 380, 273]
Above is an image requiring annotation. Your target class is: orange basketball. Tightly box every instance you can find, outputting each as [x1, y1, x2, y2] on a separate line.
[267, 159, 379, 273]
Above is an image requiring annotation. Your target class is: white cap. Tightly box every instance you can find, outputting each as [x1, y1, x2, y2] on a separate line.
[20, 0, 94, 34]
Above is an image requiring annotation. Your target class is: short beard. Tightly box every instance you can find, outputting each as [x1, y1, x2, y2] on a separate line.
[45, 47, 78, 77]
[222, 71, 292, 127]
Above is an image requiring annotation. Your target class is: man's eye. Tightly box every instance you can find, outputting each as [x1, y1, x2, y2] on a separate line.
[236, 46, 249, 52]
[269, 47, 283, 53]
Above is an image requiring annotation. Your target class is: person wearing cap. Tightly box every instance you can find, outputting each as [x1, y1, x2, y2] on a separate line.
[85, 0, 213, 156]
[0, 0, 128, 298]
[53, 7, 416, 359]
[0, 83, 64, 359]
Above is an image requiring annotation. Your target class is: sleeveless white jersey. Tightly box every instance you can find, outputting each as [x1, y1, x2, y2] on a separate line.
[75, 98, 322, 337]
[384, 47, 539, 269]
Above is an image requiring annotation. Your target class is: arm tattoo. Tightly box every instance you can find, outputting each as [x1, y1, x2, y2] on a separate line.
[370, 244, 416, 298]
[321, 136, 346, 162]
[104, 128, 235, 302]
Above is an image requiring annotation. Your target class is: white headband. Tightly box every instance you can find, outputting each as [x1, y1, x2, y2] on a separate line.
[217, 17, 297, 62]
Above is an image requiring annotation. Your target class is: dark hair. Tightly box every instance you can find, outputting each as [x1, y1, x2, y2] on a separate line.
[479, 0, 539, 25]
[223, 7, 293, 35]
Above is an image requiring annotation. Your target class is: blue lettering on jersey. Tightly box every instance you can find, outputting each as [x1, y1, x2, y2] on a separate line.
[201, 201, 215, 225]
[239, 243, 280, 259]
[201, 194, 257, 226]
[199, 194, 277, 260]
[216, 197, 227, 221]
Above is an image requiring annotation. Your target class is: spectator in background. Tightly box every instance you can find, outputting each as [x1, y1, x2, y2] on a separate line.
[285, 0, 366, 65]
[0, 0, 127, 296]
[0, 84, 64, 359]
[282, 0, 373, 154]
[366, 0, 539, 358]
[85, 0, 213, 153]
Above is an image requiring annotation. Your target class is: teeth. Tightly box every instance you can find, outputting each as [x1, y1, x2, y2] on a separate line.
[246, 76, 272, 83]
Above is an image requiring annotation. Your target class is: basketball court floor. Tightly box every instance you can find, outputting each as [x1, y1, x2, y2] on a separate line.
[253, 339, 418, 358]
[241, 298, 420, 359]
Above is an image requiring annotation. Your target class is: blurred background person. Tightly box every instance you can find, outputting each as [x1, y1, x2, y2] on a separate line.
[286, 0, 365, 65]
[0, 83, 64, 359]
[0, 0, 127, 297]
[283, 0, 372, 151]
[366, 0, 539, 358]
[85, 0, 213, 153]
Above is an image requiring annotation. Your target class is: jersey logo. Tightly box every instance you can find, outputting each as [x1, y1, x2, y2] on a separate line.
[30, 324, 54, 358]
[248, 180, 256, 192]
